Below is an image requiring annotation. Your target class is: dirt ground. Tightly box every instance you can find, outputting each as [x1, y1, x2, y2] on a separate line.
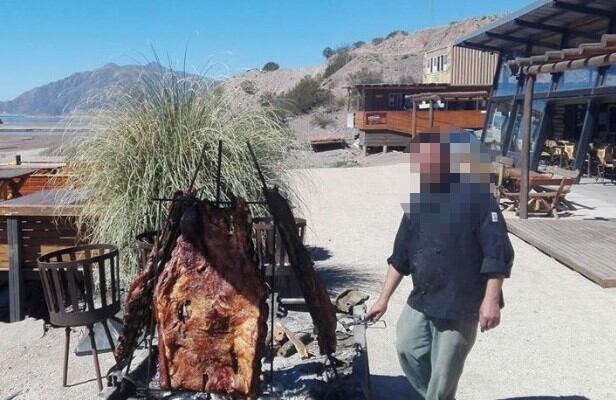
[1, 162, 616, 400]
[289, 163, 616, 400]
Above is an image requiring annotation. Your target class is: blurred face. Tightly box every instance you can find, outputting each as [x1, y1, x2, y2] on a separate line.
[409, 142, 448, 186]
[408, 132, 493, 194]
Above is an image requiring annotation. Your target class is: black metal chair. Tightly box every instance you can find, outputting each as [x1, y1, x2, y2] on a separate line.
[37, 244, 121, 391]
[134, 230, 159, 271]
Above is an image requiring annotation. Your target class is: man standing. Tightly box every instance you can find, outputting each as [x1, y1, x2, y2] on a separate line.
[367, 132, 514, 400]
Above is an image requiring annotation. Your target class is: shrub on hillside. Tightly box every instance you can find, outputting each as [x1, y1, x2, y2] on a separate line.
[372, 37, 385, 45]
[398, 75, 416, 84]
[310, 111, 335, 129]
[323, 51, 354, 79]
[347, 67, 383, 85]
[240, 79, 257, 95]
[262, 62, 280, 71]
[353, 41, 366, 49]
[386, 30, 408, 39]
[282, 76, 332, 115]
[322, 47, 335, 59]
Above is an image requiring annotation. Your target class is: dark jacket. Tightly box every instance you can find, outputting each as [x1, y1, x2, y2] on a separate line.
[387, 191, 514, 321]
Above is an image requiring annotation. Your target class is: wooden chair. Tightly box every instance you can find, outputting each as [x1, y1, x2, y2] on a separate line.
[494, 155, 517, 209]
[563, 144, 576, 168]
[596, 146, 615, 184]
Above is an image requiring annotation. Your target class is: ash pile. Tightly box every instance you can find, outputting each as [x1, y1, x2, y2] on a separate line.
[103, 143, 372, 400]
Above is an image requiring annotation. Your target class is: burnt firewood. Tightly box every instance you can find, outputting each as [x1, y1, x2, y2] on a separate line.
[277, 332, 312, 358]
[262, 187, 337, 356]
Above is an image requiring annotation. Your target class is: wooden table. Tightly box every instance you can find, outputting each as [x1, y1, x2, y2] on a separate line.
[0, 168, 37, 200]
[504, 168, 570, 188]
[0, 189, 84, 321]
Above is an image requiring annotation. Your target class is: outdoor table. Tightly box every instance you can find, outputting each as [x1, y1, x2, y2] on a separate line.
[0, 168, 37, 200]
[504, 168, 568, 189]
[0, 189, 85, 321]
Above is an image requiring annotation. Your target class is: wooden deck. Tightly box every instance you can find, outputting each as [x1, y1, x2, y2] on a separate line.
[506, 218, 616, 288]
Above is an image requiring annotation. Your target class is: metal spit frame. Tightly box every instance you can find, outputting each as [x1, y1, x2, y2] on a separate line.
[107, 139, 301, 398]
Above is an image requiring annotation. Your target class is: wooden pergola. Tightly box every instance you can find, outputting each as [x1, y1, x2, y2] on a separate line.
[508, 34, 616, 218]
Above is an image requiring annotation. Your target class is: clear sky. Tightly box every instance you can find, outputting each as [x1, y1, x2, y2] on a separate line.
[0, 0, 530, 101]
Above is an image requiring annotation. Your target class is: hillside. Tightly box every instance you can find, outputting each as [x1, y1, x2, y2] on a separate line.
[0, 63, 197, 115]
[222, 15, 501, 146]
[1, 15, 500, 127]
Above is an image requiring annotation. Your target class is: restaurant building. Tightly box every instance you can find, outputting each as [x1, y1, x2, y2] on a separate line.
[456, 0, 616, 174]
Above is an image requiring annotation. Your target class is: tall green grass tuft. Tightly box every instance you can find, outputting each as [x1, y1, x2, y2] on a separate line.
[62, 63, 297, 279]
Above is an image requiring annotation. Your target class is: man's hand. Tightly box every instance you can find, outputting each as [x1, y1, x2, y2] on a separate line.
[366, 298, 388, 322]
[480, 275, 504, 332]
[479, 297, 501, 332]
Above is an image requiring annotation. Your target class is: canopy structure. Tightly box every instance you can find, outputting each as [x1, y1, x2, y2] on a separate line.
[408, 91, 489, 102]
[456, 0, 616, 56]
[507, 33, 616, 74]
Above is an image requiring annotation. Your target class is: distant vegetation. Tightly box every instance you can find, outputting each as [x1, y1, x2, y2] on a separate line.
[310, 111, 335, 129]
[398, 74, 416, 84]
[347, 67, 384, 85]
[322, 47, 335, 59]
[282, 75, 332, 115]
[240, 79, 257, 94]
[353, 41, 366, 49]
[262, 62, 280, 71]
[386, 30, 408, 39]
[323, 51, 354, 79]
[371, 37, 385, 45]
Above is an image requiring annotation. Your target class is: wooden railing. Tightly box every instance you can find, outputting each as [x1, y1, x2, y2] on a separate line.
[355, 110, 485, 135]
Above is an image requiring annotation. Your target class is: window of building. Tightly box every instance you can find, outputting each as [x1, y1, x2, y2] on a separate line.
[508, 100, 546, 155]
[484, 101, 512, 151]
[602, 64, 616, 87]
[442, 55, 448, 71]
[494, 64, 519, 97]
[533, 72, 553, 94]
[555, 68, 598, 92]
[388, 93, 403, 110]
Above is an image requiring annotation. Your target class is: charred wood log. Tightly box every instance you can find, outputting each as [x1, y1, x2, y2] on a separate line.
[262, 187, 337, 355]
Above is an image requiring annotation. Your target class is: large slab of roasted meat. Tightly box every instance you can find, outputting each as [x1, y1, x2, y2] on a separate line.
[154, 198, 267, 395]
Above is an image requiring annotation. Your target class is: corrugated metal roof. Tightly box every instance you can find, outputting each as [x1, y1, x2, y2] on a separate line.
[455, 0, 616, 57]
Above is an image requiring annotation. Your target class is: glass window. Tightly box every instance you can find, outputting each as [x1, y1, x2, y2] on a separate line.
[555, 68, 598, 92]
[533, 72, 553, 94]
[508, 100, 546, 155]
[602, 64, 616, 87]
[484, 101, 513, 151]
[494, 64, 519, 97]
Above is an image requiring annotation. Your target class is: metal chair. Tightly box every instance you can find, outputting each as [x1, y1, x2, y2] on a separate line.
[37, 244, 121, 391]
[253, 217, 306, 302]
[596, 146, 615, 184]
[134, 230, 159, 271]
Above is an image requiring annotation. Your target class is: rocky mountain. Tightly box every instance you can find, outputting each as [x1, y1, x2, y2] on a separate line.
[0, 62, 196, 115]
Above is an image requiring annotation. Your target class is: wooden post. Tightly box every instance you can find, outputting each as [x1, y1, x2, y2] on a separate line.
[8, 216, 23, 321]
[412, 99, 417, 136]
[519, 73, 535, 220]
[428, 100, 434, 128]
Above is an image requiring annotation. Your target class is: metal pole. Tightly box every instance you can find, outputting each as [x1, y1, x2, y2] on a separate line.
[519, 73, 535, 219]
[412, 99, 417, 136]
[428, 100, 434, 128]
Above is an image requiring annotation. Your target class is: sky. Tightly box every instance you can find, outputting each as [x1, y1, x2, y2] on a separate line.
[0, 0, 530, 101]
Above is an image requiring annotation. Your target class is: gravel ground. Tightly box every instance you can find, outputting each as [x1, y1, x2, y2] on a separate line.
[289, 163, 616, 400]
[1, 162, 615, 400]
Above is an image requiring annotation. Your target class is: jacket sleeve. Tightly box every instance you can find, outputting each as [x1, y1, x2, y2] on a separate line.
[387, 214, 411, 276]
[478, 199, 514, 278]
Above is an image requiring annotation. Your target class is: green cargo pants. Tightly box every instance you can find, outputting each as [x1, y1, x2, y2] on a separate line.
[396, 305, 478, 400]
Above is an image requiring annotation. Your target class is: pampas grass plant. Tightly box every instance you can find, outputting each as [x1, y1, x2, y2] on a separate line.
[62, 62, 297, 279]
